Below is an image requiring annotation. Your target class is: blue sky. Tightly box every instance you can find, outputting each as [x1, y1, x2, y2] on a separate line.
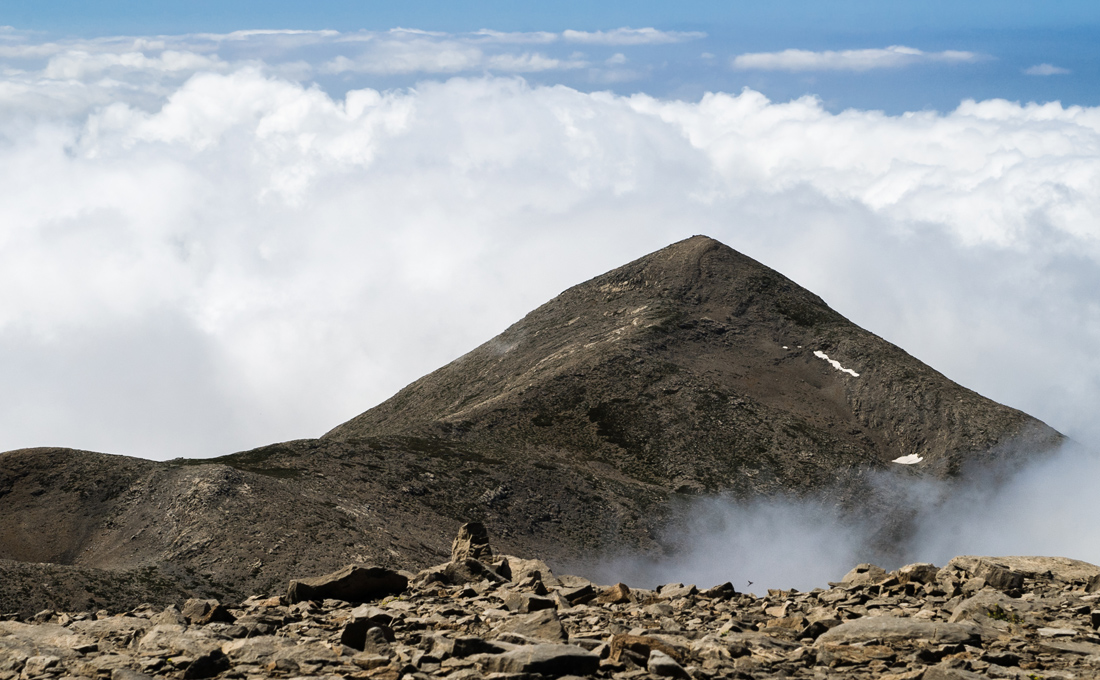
[5, 0, 1099, 112]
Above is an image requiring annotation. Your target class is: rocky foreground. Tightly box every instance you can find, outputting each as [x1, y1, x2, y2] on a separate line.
[2, 526, 1099, 680]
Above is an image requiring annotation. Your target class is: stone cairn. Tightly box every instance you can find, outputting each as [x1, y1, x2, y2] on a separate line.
[2, 523, 1099, 680]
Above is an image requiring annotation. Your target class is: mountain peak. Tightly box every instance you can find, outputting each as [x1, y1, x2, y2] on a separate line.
[326, 236, 1060, 496]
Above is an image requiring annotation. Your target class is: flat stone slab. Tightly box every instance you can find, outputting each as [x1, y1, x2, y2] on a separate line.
[477, 643, 599, 676]
[815, 616, 982, 646]
[948, 556, 1100, 583]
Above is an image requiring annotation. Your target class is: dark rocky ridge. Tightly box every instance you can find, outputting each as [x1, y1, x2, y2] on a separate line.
[0, 236, 1066, 612]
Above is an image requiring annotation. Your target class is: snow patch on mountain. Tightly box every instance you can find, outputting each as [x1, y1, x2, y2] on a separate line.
[814, 350, 860, 377]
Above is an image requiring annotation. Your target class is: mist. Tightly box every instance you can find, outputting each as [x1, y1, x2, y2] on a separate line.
[576, 441, 1100, 594]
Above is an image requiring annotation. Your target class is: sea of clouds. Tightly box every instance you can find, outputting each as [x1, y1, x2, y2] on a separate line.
[3, 29, 1100, 583]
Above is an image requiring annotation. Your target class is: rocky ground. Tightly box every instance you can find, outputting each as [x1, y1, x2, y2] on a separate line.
[2, 525, 1099, 680]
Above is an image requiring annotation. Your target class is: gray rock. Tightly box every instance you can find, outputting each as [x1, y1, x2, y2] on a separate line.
[949, 589, 1033, 624]
[21, 655, 60, 676]
[658, 583, 697, 600]
[441, 558, 508, 585]
[286, 564, 407, 603]
[502, 592, 556, 613]
[596, 583, 632, 605]
[451, 522, 492, 562]
[478, 643, 598, 676]
[151, 605, 186, 626]
[974, 561, 1025, 591]
[948, 555, 1100, 584]
[137, 624, 221, 657]
[815, 616, 981, 645]
[839, 563, 887, 587]
[71, 616, 150, 640]
[340, 623, 390, 652]
[647, 649, 691, 678]
[181, 599, 235, 625]
[1038, 639, 1100, 656]
[111, 669, 156, 680]
[493, 609, 567, 642]
[0, 621, 94, 656]
[221, 636, 296, 664]
[427, 634, 513, 658]
[559, 584, 596, 605]
[181, 649, 230, 679]
[499, 556, 563, 590]
[896, 562, 940, 585]
[923, 662, 985, 679]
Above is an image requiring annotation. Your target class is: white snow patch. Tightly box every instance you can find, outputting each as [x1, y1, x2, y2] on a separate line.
[892, 454, 924, 465]
[813, 350, 860, 377]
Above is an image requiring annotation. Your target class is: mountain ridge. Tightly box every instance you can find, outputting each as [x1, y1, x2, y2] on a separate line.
[0, 235, 1065, 611]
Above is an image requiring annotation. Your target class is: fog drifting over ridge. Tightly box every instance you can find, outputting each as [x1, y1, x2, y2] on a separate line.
[1, 30, 1100, 472]
[577, 442, 1100, 594]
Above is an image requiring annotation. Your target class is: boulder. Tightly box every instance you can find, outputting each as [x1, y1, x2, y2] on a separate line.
[596, 583, 632, 605]
[221, 636, 296, 664]
[181, 649, 230, 680]
[71, 617, 150, 640]
[699, 582, 737, 599]
[451, 522, 492, 562]
[948, 589, 1033, 624]
[286, 564, 407, 604]
[137, 625, 222, 657]
[440, 558, 508, 585]
[923, 662, 986, 679]
[0, 621, 96, 656]
[815, 617, 981, 646]
[609, 634, 689, 664]
[477, 643, 599, 676]
[493, 609, 567, 642]
[181, 599, 235, 625]
[658, 583, 697, 600]
[647, 649, 691, 678]
[947, 555, 1100, 584]
[838, 563, 887, 587]
[895, 563, 939, 585]
[499, 556, 563, 589]
[502, 592, 556, 613]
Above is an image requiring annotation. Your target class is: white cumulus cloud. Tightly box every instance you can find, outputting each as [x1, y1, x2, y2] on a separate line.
[0, 34, 1099, 475]
[562, 28, 706, 45]
[732, 45, 979, 71]
[1024, 63, 1070, 76]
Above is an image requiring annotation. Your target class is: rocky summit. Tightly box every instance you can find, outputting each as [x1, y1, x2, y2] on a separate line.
[2, 526, 1099, 680]
[0, 236, 1067, 610]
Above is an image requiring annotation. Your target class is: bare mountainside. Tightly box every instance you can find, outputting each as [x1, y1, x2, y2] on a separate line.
[328, 235, 1061, 489]
[0, 236, 1064, 612]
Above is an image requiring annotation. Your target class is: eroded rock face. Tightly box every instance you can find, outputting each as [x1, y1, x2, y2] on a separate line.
[3, 549, 1099, 680]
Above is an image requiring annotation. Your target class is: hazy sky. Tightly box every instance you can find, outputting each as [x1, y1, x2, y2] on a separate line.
[2, 2, 1100, 464]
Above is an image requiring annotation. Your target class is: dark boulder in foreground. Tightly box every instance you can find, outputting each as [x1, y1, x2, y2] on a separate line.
[285, 564, 408, 604]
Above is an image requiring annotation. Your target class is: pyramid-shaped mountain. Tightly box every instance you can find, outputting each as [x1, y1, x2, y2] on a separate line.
[0, 236, 1064, 613]
[327, 235, 1061, 494]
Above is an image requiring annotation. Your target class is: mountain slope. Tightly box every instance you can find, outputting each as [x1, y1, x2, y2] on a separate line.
[0, 235, 1064, 611]
[326, 235, 1061, 494]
